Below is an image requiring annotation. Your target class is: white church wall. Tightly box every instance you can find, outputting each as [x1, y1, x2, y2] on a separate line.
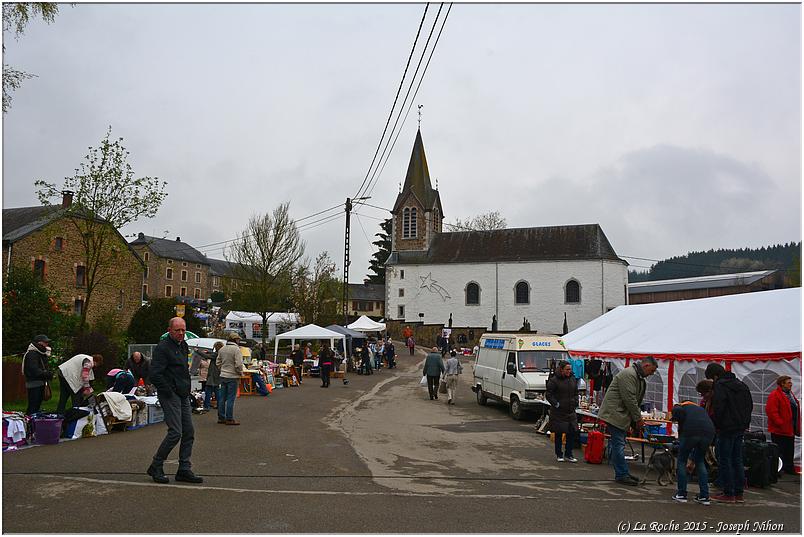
[386, 259, 627, 333]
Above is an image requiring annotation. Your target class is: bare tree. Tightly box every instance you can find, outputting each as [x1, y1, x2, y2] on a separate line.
[227, 203, 305, 349]
[451, 210, 507, 231]
[290, 251, 342, 326]
[35, 127, 167, 329]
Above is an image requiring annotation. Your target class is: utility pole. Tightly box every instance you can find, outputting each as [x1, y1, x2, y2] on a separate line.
[343, 196, 370, 326]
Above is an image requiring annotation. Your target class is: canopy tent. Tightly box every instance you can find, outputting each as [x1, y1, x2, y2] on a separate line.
[326, 325, 368, 356]
[347, 315, 386, 333]
[272, 324, 347, 359]
[563, 288, 802, 463]
[225, 310, 300, 341]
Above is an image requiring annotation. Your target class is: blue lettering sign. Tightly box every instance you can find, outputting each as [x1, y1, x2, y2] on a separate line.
[531, 341, 551, 347]
[483, 339, 505, 349]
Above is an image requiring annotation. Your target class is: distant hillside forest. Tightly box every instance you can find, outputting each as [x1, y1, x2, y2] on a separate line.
[627, 242, 802, 284]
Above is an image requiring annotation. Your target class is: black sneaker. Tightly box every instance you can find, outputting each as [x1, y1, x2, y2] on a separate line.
[147, 465, 169, 484]
[694, 495, 711, 506]
[672, 493, 688, 503]
[175, 470, 203, 483]
[615, 477, 639, 486]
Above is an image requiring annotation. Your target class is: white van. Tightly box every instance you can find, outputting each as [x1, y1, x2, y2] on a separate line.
[472, 333, 571, 420]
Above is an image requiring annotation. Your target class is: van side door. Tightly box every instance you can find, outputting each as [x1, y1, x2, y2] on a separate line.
[501, 351, 517, 400]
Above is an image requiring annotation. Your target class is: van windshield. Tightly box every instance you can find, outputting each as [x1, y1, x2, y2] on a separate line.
[518, 350, 570, 372]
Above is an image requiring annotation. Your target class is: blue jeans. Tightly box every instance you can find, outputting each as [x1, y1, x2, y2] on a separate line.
[218, 378, 238, 420]
[676, 436, 711, 498]
[374, 353, 382, 369]
[717, 432, 745, 496]
[252, 373, 269, 396]
[203, 384, 218, 409]
[608, 425, 630, 479]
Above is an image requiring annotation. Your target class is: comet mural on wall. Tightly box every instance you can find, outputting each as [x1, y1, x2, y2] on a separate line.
[418, 272, 451, 302]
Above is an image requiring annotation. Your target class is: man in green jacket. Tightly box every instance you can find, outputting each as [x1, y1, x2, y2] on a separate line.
[423, 347, 445, 401]
[597, 357, 658, 485]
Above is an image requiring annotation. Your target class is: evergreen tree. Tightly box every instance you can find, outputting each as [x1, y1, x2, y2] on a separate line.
[366, 218, 391, 284]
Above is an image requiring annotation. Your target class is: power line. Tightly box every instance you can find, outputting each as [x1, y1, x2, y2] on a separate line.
[352, 3, 431, 201]
[353, 213, 377, 254]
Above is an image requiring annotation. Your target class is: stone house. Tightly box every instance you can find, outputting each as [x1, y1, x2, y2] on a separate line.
[385, 130, 629, 335]
[347, 282, 385, 318]
[2, 192, 144, 328]
[129, 233, 211, 302]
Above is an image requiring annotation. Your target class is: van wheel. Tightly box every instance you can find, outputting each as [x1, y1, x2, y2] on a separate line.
[510, 396, 524, 420]
[476, 387, 487, 406]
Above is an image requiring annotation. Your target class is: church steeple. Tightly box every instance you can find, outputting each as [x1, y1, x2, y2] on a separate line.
[391, 129, 444, 253]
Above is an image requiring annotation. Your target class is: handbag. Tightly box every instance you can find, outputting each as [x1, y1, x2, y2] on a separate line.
[438, 379, 448, 394]
[42, 382, 52, 401]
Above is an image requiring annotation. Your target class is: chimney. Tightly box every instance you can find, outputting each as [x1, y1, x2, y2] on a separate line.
[137, 232, 145, 240]
[176, 237, 181, 242]
[61, 190, 74, 208]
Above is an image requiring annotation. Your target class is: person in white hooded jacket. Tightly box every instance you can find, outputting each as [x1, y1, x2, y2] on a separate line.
[57, 353, 103, 414]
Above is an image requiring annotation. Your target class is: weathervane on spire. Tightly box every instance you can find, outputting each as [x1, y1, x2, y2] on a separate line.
[417, 104, 423, 129]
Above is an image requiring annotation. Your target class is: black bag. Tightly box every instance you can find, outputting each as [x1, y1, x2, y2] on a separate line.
[743, 439, 771, 488]
[745, 430, 767, 442]
[766, 442, 780, 484]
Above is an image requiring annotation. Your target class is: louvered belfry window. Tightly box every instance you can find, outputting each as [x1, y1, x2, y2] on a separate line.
[402, 208, 417, 239]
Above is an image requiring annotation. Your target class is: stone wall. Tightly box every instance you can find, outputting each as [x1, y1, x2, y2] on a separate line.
[6, 217, 143, 329]
[386, 320, 487, 350]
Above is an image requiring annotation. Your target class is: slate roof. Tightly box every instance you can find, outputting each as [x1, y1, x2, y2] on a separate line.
[2, 205, 62, 242]
[392, 129, 443, 215]
[385, 224, 625, 265]
[130, 233, 209, 265]
[628, 270, 778, 295]
[208, 258, 238, 277]
[348, 283, 385, 301]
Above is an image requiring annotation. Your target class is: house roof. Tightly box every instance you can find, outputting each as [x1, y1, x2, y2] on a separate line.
[130, 233, 209, 265]
[386, 224, 625, 265]
[628, 270, 778, 295]
[2, 205, 62, 242]
[208, 257, 238, 277]
[392, 129, 443, 215]
[348, 283, 385, 301]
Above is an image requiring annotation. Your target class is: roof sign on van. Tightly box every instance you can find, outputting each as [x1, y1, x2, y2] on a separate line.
[483, 338, 505, 349]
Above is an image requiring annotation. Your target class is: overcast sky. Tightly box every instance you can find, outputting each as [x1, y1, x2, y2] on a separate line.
[2, 3, 801, 279]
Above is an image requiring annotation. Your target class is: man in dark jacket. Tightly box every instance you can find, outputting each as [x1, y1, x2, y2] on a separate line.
[706, 363, 752, 504]
[147, 317, 202, 485]
[125, 351, 150, 385]
[546, 361, 578, 462]
[423, 347, 445, 400]
[671, 401, 715, 504]
[23, 334, 53, 415]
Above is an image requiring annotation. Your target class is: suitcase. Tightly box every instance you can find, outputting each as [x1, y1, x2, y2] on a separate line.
[766, 442, 780, 484]
[743, 439, 771, 488]
[585, 430, 605, 464]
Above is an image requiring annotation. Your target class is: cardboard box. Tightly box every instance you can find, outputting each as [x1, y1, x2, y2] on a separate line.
[147, 404, 164, 424]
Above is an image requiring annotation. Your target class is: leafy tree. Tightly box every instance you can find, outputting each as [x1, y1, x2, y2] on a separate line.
[128, 298, 206, 344]
[451, 210, 507, 231]
[366, 218, 391, 284]
[226, 203, 305, 347]
[2, 3, 61, 113]
[35, 127, 167, 329]
[210, 290, 226, 303]
[291, 251, 343, 326]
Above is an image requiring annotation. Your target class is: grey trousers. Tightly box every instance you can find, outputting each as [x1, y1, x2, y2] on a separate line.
[152, 392, 194, 471]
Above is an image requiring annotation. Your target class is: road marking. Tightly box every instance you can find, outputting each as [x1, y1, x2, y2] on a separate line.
[31, 474, 801, 507]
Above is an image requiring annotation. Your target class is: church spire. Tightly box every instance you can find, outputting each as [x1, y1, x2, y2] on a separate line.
[397, 129, 435, 210]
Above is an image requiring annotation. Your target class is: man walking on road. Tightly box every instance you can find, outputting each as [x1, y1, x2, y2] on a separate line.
[147, 317, 203, 484]
[597, 357, 658, 486]
[423, 347, 445, 401]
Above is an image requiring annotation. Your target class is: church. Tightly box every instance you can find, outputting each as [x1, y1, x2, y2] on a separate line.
[384, 130, 629, 334]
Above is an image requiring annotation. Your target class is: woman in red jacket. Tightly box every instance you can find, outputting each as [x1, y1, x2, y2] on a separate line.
[765, 375, 800, 475]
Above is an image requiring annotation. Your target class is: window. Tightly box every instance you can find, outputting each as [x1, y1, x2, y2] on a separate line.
[397, 305, 405, 318]
[144, 252, 149, 262]
[144, 266, 149, 278]
[182, 262, 188, 267]
[376, 301, 382, 309]
[213, 276, 220, 287]
[194, 288, 201, 299]
[565, 279, 580, 304]
[410, 208, 417, 237]
[76, 265, 86, 287]
[166, 268, 173, 280]
[402, 207, 418, 238]
[33, 259, 45, 281]
[54, 237, 63, 251]
[515, 281, 530, 304]
[400, 270, 405, 279]
[181, 270, 188, 281]
[196, 264, 201, 269]
[433, 208, 439, 232]
[165, 285, 173, 297]
[143, 284, 148, 298]
[167, 259, 173, 265]
[74, 298, 84, 316]
[118, 290, 124, 310]
[195, 272, 201, 283]
[466, 282, 480, 305]
[180, 287, 187, 297]
[398, 288, 404, 297]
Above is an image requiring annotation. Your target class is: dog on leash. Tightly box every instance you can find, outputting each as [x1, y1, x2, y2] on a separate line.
[641, 448, 676, 486]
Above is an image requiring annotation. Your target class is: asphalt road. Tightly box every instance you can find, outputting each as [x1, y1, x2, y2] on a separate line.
[3, 345, 801, 534]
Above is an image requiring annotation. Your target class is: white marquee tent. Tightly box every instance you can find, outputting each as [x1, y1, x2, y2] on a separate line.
[272, 324, 347, 358]
[347, 315, 386, 333]
[563, 288, 802, 461]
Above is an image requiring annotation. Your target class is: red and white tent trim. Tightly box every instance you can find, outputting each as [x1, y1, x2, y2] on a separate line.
[564, 288, 802, 463]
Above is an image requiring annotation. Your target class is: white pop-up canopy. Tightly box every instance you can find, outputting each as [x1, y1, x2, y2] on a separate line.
[563, 288, 802, 449]
[273, 323, 346, 358]
[347, 315, 386, 332]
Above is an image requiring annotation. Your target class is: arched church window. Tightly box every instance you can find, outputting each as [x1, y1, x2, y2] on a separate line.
[410, 208, 417, 238]
[402, 208, 411, 238]
[433, 208, 439, 232]
[565, 279, 581, 303]
[514, 281, 530, 304]
[466, 282, 480, 305]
